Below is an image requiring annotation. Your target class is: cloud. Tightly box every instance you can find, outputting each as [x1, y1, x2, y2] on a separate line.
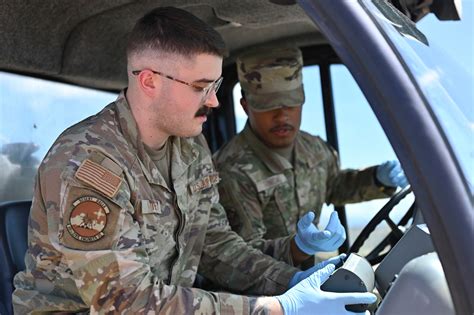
[418, 68, 441, 86]
[0, 132, 10, 145]
[0, 154, 20, 193]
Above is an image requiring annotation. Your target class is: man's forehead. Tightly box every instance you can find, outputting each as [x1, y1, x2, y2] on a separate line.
[182, 53, 223, 80]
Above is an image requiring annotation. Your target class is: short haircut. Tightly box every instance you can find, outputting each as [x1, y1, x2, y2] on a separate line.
[127, 7, 227, 59]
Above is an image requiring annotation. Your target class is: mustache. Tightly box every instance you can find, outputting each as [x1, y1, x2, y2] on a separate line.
[270, 124, 295, 132]
[195, 106, 212, 117]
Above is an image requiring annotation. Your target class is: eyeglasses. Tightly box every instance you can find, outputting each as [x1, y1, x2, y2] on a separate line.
[132, 69, 223, 102]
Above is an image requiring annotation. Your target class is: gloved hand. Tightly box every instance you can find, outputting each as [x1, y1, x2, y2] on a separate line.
[295, 211, 346, 255]
[277, 264, 377, 315]
[288, 253, 346, 288]
[376, 160, 409, 188]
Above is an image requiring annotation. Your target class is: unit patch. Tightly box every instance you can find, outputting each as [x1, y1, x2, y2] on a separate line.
[66, 196, 110, 242]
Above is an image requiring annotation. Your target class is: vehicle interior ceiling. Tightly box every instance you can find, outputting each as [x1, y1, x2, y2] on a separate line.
[0, 1, 326, 90]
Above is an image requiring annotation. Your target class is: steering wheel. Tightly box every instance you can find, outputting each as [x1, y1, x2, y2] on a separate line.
[348, 185, 416, 265]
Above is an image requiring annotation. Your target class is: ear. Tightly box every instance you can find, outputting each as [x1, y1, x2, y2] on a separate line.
[137, 70, 157, 97]
[240, 98, 249, 115]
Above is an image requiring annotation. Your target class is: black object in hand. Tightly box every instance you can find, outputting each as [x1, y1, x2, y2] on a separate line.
[321, 253, 375, 313]
[346, 303, 369, 312]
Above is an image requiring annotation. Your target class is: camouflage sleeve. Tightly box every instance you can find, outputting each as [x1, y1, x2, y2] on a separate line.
[324, 145, 396, 206]
[217, 168, 295, 265]
[198, 194, 297, 296]
[38, 169, 251, 314]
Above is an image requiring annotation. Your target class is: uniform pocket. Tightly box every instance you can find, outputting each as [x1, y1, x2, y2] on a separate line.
[139, 199, 178, 261]
[274, 187, 298, 236]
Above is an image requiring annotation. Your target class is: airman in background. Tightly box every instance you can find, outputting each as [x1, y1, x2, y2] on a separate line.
[214, 47, 409, 266]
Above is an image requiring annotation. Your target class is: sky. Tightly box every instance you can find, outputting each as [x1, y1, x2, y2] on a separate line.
[0, 1, 472, 237]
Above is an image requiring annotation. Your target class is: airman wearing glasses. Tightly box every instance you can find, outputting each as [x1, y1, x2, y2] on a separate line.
[13, 7, 376, 315]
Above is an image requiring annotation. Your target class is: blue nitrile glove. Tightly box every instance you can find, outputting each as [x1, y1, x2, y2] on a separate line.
[376, 160, 409, 188]
[295, 211, 346, 255]
[277, 264, 377, 315]
[288, 253, 346, 288]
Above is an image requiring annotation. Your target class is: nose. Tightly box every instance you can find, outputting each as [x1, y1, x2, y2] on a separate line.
[274, 107, 289, 121]
[203, 91, 220, 108]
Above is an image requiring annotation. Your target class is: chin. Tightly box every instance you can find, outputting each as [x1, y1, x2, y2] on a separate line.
[185, 126, 203, 138]
[271, 142, 294, 149]
[274, 137, 297, 148]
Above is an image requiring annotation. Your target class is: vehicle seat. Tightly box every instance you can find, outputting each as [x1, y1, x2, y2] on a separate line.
[0, 200, 31, 315]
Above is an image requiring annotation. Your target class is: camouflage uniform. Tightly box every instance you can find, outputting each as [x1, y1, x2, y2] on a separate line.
[13, 94, 297, 314]
[214, 48, 394, 264]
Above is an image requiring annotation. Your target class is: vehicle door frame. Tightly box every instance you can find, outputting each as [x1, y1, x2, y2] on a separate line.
[297, 0, 473, 313]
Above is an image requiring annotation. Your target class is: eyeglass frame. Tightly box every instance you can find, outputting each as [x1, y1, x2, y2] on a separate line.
[132, 69, 223, 102]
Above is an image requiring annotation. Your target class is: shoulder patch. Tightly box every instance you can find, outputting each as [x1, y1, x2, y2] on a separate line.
[66, 196, 109, 242]
[75, 159, 122, 198]
[256, 174, 287, 192]
[189, 172, 220, 194]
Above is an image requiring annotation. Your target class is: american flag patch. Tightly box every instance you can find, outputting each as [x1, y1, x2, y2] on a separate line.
[75, 159, 122, 198]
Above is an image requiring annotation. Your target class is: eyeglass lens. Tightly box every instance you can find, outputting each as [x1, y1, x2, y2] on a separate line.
[202, 77, 223, 101]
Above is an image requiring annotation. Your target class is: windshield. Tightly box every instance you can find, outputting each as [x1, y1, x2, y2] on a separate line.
[363, 0, 473, 193]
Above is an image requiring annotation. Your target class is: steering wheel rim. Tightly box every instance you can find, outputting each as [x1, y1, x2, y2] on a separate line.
[348, 185, 415, 265]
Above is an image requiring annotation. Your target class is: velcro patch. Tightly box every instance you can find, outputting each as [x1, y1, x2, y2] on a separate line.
[141, 200, 162, 214]
[66, 196, 109, 242]
[189, 172, 220, 194]
[256, 174, 287, 192]
[75, 159, 122, 198]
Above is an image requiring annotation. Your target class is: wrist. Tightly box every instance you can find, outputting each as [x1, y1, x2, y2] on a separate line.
[374, 168, 396, 193]
[294, 233, 316, 256]
[252, 297, 284, 315]
[374, 167, 388, 187]
[290, 237, 311, 265]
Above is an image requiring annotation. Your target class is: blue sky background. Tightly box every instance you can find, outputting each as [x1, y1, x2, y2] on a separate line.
[0, 1, 472, 236]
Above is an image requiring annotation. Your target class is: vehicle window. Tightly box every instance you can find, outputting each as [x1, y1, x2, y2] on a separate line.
[331, 64, 414, 248]
[364, 0, 474, 193]
[0, 72, 116, 203]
